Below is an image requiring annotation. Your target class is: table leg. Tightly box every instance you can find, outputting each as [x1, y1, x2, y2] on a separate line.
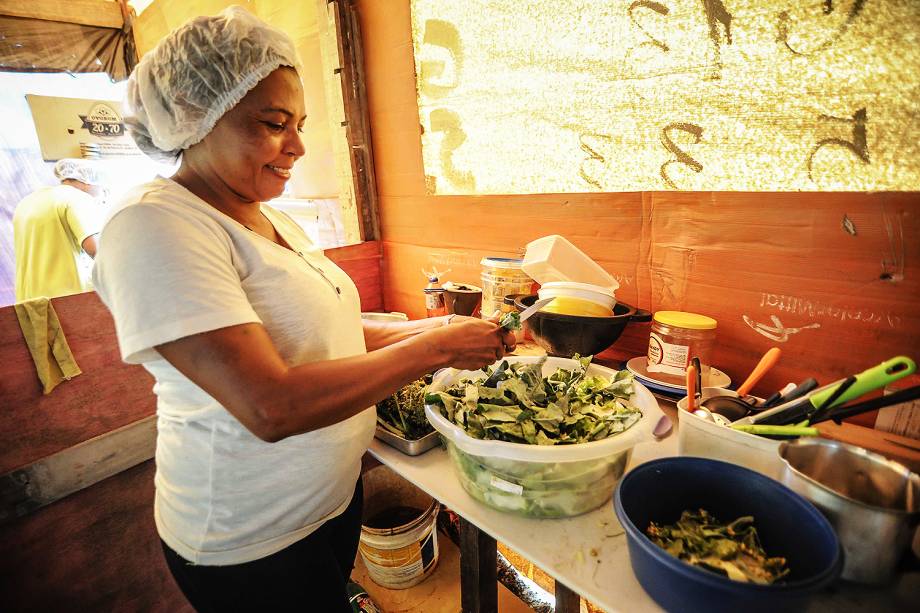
[459, 517, 497, 613]
[555, 580, 581, 613]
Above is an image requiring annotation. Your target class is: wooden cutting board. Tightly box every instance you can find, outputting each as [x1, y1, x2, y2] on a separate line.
[815, 421, 920, 473]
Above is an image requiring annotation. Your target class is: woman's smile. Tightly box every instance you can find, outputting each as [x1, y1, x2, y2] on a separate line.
[265, 164, 292, 179]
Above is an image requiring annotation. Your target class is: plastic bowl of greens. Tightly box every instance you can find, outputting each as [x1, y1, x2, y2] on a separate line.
[425, 355, 663, 518]
[614, 457, 842, 613]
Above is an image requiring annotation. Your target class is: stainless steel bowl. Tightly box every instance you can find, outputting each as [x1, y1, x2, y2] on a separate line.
[778, 438, 920, 585]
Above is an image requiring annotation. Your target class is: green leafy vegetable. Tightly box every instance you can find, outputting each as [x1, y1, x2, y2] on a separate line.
[377, 376, 434, 440]
[646, 509, 790, 584]
[426, 355, 641, 445]
[499, 311, 521, 330]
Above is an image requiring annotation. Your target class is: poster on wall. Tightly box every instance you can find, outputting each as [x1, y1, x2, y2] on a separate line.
[25, 95, 142, 161]
[410, 0, 920, 194]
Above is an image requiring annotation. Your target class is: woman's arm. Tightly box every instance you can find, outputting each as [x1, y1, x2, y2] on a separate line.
[155, 317, 515, 443]
[363, 314, 472, 350]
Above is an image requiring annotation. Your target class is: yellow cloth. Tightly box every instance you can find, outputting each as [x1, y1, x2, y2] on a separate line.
[14, 297, 82, 394]
[13, 185, 102, 302]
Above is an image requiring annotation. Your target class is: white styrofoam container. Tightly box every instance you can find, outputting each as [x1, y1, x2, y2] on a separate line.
[676, 387, 784, 480]
[522, 235, 619, 292]
[537, 281, 617, 311]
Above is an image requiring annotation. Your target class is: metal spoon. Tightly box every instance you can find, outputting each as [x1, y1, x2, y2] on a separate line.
[693, 407, 732, 427]
[702, 347, 781, 420]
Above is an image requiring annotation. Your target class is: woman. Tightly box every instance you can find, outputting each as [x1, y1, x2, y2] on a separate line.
[93, 8, 515, 612]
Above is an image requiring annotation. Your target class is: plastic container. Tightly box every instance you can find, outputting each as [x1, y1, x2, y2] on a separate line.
[360, 465, 440, 589]
[480, 258, 533, 319]
[615, 457, 842, 613]
[522, 235, 619, 291]
[647, 311, 717, 376]
[537, 281, 616, 316]
[425, 356, 663, 518]
[676, 388, 782, 479]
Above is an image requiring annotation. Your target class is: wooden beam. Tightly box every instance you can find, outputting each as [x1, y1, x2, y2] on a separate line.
[555, 581, 582, 613]
[0, 415, 156, 525]
[459, 517, 498, 613]
[0, 0, 123, 29]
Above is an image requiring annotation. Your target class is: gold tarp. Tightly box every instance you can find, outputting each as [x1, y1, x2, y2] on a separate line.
[410, 0, 920, 193]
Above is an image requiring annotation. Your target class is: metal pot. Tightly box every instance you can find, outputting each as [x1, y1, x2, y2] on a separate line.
[778, 438, 920, 585]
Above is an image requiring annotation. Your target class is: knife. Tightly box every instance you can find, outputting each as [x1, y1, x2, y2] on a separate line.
[517, 297, 554, 323]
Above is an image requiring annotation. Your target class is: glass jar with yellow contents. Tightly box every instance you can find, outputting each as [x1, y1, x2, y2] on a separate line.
[646, 311, 717, 376]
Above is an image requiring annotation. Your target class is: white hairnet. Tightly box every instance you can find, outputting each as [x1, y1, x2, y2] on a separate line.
[54, 159, 103, 185]
[124, 6, 302, 162]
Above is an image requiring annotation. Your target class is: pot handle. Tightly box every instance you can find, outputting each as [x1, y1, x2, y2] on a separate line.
[629, 308, 653, 323]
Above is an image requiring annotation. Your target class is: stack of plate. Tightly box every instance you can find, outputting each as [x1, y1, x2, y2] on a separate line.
[625, 356, 731, 401]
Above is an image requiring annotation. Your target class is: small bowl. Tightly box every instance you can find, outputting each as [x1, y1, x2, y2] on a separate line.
[443, 282, 482, 317]
[514, 294, 650, 357]
[614, 457, 842, 613]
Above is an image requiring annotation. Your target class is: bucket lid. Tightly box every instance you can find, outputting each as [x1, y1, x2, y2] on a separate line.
[480, 257, 524, 269]
[653, 311, 717, 330]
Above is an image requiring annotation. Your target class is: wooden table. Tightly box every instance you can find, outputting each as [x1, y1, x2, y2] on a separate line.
[368, 402, 920, 613]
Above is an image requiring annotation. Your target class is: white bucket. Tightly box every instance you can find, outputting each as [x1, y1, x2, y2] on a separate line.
[359, 466, 440, 589]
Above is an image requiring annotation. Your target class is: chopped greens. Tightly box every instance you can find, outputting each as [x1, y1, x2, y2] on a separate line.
[426, 355, 641, 445]
[499, 311, 521, 331]
[377, 375, 434, 440]
[647, 509, 790, 584]
[427, 356, 644, 517]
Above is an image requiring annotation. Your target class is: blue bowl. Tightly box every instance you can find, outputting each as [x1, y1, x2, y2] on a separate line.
[614, 457, 842, 613]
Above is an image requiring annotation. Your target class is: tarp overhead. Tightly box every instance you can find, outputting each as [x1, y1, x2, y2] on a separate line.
[0, 0, 135, 81]
[0, 15, 134, 80]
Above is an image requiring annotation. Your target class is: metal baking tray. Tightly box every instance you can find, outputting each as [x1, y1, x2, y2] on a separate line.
[374, 425, 441, 456]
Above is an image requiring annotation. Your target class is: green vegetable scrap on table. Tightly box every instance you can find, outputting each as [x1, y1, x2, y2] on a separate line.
[499, 311, 521, 331]
[377, 375, 434, 440]
[425, 355, 642, 445]
[647, 509, 790, 584]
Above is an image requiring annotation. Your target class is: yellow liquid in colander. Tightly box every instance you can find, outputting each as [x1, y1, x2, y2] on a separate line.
[542, 297, 613, 317]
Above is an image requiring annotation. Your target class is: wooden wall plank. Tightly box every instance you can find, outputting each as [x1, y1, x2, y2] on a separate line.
[0, 461, 191, 612]
[0, 292, 157, 475]
[0, 0, 123, 29]
[356, 1, 920, 404]
[327, 239, 384, 311]
[1, 415, 156, 524]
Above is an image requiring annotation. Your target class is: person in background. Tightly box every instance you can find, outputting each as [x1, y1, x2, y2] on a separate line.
[12, 158, 106, 302]
[92, 8, 515, 613]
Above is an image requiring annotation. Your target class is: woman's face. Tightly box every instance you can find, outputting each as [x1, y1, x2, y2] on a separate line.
[193, 67, 307, 203]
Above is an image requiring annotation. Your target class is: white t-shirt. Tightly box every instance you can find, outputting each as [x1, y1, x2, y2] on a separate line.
[93, 177, 375, 565]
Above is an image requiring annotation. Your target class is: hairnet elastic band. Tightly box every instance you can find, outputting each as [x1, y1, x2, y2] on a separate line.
[188, 61, 300, 152]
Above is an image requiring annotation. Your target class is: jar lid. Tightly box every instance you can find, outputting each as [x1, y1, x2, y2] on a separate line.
[653, 311, 717, 330]
[480, 257, 524, 269]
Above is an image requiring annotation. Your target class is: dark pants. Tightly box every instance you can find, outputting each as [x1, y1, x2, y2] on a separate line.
[162, 479, 363, 613]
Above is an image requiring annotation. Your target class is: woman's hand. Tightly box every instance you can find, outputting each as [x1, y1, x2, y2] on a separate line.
[426, 315, 517, 371]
